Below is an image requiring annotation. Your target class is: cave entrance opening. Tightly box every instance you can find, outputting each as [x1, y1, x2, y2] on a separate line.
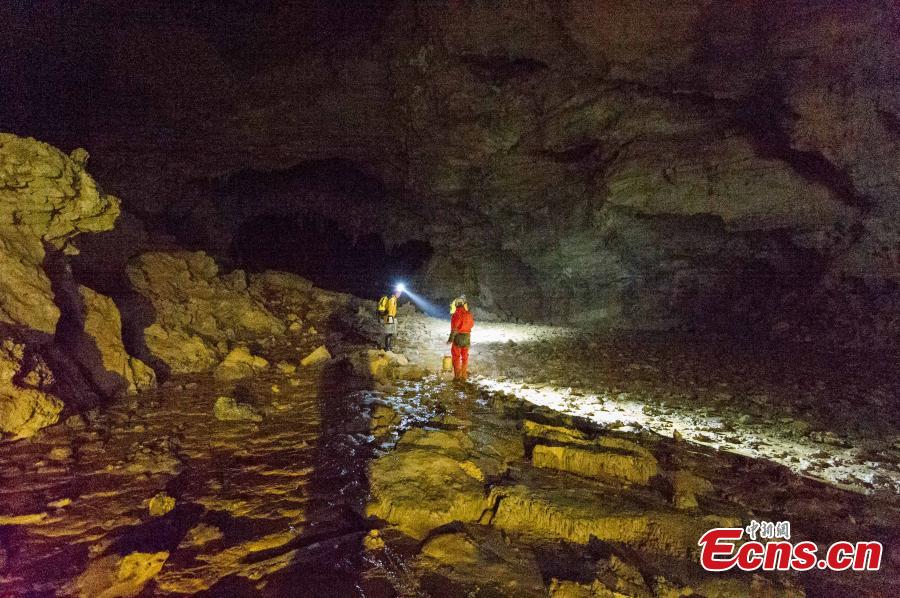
[230, 212, 433, 300]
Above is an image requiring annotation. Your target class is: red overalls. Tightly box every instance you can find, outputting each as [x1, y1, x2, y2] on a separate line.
[450, 306, 475, 380]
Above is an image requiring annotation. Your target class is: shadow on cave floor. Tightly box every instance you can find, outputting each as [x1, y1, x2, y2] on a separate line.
[196, 358, 383, 597]
[0, 326, 388, 596]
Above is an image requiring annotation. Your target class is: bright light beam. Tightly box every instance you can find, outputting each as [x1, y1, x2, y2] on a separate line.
[399, 286, 445, 319]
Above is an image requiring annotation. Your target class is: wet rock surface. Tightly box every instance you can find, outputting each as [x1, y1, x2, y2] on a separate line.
[0, 339, 64, 439]
[0, 340, 365, 595]
[1, 308, 898, 596]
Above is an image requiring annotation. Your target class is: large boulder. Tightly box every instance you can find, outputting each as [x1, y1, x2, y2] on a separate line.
[366, 446, 492, 539]
[142, 324, 219, 375]
[366, 418, 522, 539]
[0, 134, 149, 437]
[300, 345, 331, 368]
[0, 134, 120, 333]
[213, 346, 268, 381]
[126, 251, 285, 373]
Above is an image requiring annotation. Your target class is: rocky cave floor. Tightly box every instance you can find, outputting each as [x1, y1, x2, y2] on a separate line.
[1, 312, 899, 597]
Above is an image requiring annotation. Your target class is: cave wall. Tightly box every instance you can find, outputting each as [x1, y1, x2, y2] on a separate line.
[6, 0, 900, 343]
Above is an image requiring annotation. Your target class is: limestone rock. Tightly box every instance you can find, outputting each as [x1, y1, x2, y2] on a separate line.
[366, 447, 491, 539]
[275, 361, 296, 374]
[213, 396, 262, 422]
[547, 579, 596, 598]
[148, 492, 176, 516]
[300, 345, 331, 367]
[595, 554, 652, 598]
[65, 551, 169, 598]
[418, 528, 546, 597]
[143, 324, 218, 374]
[0, 513, 48, 526]
[0, 339, 63, 438]
[67, 286, 156, 395]
[348, 349, 409, 381]
[48, 446, 72, 461]
[395, 364, 428, 381]
[363, 350, 393, 380]
[604, 135, 853, 231]
[126, 251, 285, 373]
[549, 554, 652, 598]
[523, 419, 593, 446]
[532, 436, 659, 485]
[248, 270, 313, 296]
[653, 574, 800, 598]
[0, 389, 62, 439]
[180, 523, 223, 549]
[370, 404, 401, 437]
[398, 428, 475, 452]
[365, 418, 523, 540]
[363, 529, 385, 551]
[0, 134, 120, 334]
[0, 229, 60, 334]
[213, 346, 268, 381]
[489, 484, 735, 557]
[0, 135, 128, 435]
[670, 470, 714, 510]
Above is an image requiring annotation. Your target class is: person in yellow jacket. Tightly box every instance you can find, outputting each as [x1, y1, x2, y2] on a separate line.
[380, 288, 402, 352]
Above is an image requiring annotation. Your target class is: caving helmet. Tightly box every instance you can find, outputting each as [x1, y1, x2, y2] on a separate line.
[450, 294, 468, 314]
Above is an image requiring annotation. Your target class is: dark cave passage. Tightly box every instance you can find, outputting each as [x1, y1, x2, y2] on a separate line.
[218, 159, 389, 201]
[230, 212, 433, 299]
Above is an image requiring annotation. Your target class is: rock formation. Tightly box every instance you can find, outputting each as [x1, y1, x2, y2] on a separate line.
[0, 133, 119, 333]
[0, 134, 142, 437]
[124, 251, 285, 374]
[71, 286, 156, 395]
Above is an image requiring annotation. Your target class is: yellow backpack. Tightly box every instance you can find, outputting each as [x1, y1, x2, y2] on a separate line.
[377, 296, 389, 315]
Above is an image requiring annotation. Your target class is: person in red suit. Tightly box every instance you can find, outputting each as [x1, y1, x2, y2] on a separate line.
[447, 297, 475, 381]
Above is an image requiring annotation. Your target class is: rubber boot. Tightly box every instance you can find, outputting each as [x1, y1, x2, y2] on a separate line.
[384, 335, 392, 352]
